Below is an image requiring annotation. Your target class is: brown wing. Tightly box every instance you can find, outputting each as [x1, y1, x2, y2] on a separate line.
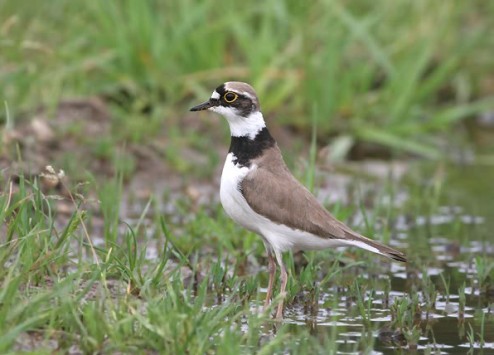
[240, 145, 407, 262]
[240, 145, 345, 239]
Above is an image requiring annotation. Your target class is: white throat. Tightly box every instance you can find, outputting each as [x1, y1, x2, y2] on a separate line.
[210, 107, 266, 139]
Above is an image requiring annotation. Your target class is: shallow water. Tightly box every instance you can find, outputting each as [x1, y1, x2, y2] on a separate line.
[280, 240, 494, 353]
[280, 162, 494, 352]
[123, 160, 494, 352]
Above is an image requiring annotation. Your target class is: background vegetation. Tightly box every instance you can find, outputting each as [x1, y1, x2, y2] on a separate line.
[2, 0, 494, 157]
[1, 0, 493, 353]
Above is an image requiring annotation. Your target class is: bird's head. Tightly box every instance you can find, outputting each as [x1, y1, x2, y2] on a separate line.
[190, 82, 265, 138]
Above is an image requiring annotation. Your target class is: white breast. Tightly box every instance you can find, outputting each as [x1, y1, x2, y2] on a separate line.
[220, 153, 262, 233]
[219, 153, 353, 253]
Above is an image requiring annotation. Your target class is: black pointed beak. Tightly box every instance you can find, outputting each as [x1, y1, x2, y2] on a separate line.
[190, 100, 214, 112]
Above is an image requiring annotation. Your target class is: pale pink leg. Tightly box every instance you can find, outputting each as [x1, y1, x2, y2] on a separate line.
[264, 252, 277, 309]
[274, 251, 288, 320]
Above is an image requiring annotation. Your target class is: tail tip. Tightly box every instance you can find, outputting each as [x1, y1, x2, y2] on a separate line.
[388, 251, 407, 263]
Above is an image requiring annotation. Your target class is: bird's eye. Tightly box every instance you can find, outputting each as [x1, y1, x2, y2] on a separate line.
[224, 92, 238, 103]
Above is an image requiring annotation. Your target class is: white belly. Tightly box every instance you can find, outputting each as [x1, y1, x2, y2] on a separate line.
[219, 153, 352, 253]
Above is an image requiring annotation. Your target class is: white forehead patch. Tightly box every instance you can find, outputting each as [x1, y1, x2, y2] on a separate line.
[211, 90, 220, 100]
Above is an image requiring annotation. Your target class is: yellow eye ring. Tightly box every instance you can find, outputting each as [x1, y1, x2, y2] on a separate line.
[224, 92, 238, 103]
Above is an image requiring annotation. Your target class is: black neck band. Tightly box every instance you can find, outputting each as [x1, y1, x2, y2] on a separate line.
[228, 127, 275, 167]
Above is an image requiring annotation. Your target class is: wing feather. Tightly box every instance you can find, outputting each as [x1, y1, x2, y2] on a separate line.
[241, 146, 344, 239]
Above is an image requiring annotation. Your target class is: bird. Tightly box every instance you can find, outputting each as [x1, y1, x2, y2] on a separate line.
[190, 81, 406, 319]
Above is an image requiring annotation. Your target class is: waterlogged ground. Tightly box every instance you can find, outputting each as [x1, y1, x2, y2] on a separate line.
[119, 160, 494, 353]
[2, 106, 493, 352]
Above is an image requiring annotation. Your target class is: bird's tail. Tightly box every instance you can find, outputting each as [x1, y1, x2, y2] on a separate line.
[343, 230, 407, 262]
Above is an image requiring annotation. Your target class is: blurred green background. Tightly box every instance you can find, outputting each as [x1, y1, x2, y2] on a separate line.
[2, 0, 494, 170]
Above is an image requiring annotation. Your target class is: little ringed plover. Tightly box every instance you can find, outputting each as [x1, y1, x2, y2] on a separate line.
[190, 81, 406, 319]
